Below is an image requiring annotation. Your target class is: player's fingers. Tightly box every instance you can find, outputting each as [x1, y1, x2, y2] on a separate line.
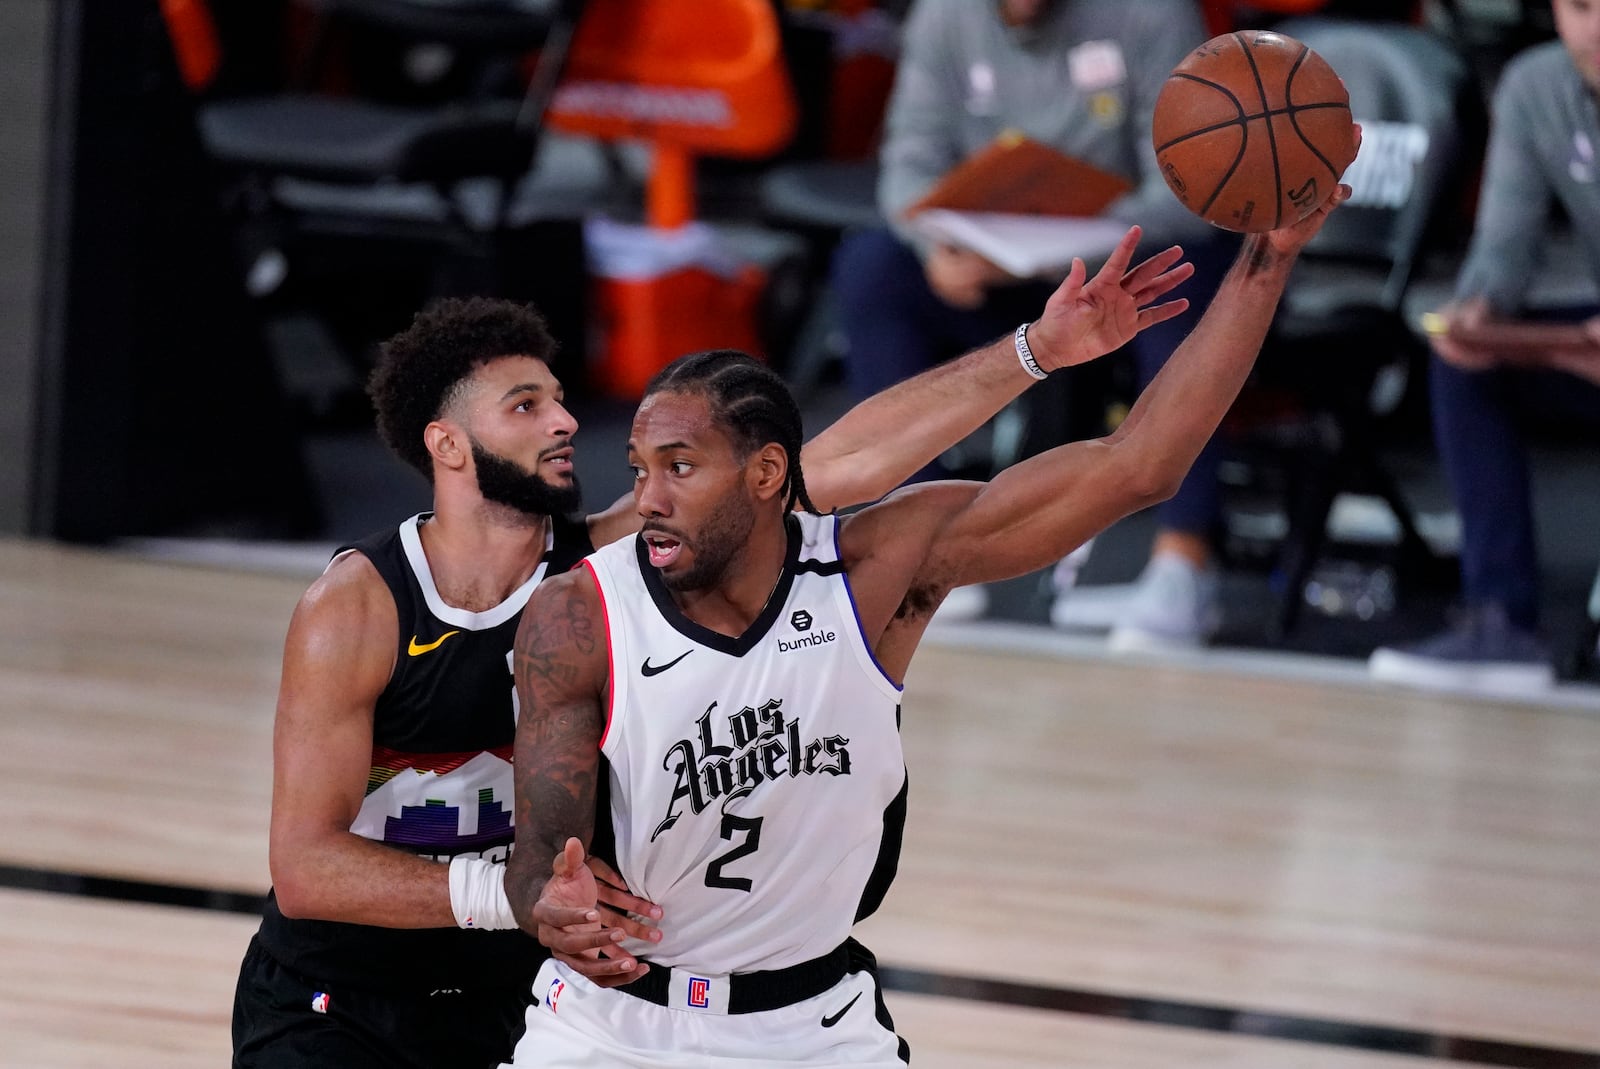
[1051, 256, 1087, 299]
[1098, 225, 1141, 276]
[551, 837, 586, 878]
[1122, 244, 1184, 287]
[1136, 298, 1190, 330]
[532, 902, 601, 928]
[540, 923, 626, 954]
[575, 961, 653, 989]
[552, 950, 647, 984]
[586, 856, 632, 894]
[596, 876, 662, 920]
[598, 903, 665, 943]
[1132, 261, 1195, 303]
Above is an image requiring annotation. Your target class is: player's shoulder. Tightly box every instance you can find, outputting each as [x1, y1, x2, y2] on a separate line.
[523, 557, 603, 621]
[515, 557, 608, 682]
[294, 549, 394, 630]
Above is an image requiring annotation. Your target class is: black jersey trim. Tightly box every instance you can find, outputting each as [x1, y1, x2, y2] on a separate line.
[634, 514, 802, 657]
[793, 557, 845, 576]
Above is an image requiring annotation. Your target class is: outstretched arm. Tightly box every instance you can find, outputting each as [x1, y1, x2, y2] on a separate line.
[584, 228, 1192, 547]
[935, 185, 1353, 586]
[799, 226, 1194, 512]
[842, 183, 1355, 675]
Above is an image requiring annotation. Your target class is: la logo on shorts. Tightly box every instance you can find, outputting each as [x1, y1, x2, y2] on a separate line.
[687, 977, 711, 1009]
[546, 978, 566, 1013]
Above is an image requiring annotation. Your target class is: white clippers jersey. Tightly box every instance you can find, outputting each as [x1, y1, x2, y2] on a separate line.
[584, 512, 907, 975]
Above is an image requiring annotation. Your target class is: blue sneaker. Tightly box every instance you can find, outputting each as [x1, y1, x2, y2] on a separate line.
[1368, 604, 1554, 698]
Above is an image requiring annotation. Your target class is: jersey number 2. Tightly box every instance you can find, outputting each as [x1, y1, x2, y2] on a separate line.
[705, 814, 763, 892]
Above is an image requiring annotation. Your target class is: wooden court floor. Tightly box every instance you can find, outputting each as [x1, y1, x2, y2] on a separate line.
[2, 536, 1598, 1069]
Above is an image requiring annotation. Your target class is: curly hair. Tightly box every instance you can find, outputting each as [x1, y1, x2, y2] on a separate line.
[368, 297, 557, 480]
[643, 350, 820, 515]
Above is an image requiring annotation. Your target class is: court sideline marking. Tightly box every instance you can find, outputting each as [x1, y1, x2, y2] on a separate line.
[3, 862, 1595, 1068]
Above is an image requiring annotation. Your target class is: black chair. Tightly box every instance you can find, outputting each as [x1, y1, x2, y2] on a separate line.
[755, 157, 883, 399]
[194, 0, 609, 391]
[1223, 15, 1478, 639]
[199, 0, 590, 213]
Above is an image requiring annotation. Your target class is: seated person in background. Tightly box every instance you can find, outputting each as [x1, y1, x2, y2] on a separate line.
[828, 0, 1237, 649]
[1369, 0, 1600, 696]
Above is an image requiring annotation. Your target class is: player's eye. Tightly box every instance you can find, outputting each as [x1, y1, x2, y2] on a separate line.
[670, 461, 693, 476]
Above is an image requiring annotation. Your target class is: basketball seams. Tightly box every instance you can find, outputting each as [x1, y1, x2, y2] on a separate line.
[1284, 53, 1351, 182]
[1157, 99, 1350, 154]
[1236, 32, 1286, 230]
[1152, 73, 1246, 154]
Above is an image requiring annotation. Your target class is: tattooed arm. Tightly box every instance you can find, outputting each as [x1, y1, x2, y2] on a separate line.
[507, 565, 653, 984]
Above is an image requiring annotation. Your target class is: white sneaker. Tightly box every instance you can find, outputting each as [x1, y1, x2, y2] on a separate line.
[933, 583, 989, 623]
[1049, 581, 1139, 631]
[1107, 554, 1222, 653]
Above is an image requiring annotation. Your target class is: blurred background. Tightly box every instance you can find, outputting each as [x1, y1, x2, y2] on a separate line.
[1, 0, 1595, 678]
[3, 3, 1599, 1067]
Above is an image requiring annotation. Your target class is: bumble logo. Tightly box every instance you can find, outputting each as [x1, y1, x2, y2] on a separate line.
[780, 607, 835, 653]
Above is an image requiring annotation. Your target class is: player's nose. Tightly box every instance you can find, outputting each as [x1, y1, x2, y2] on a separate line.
[550, 400, 579, 436]
[635, 473, 670, 517]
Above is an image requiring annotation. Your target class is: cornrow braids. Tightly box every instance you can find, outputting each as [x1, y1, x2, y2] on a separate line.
[368, 297, 557, 481]
[644, 350, 821, 515]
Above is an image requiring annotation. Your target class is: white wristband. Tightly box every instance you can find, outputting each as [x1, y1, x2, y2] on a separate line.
[448, 856, 519, 930]
[1014, 322, 1048, 380]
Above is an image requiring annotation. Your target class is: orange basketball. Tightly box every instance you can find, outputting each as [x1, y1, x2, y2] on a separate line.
[1152, 30, 1357, 233]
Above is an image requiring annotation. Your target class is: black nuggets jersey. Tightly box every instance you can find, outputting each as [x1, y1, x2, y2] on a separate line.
[254, 511, 592, 992]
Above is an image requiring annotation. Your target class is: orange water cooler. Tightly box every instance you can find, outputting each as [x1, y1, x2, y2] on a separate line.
[583, 220, 769, 399]
[547, 0, 799, 398]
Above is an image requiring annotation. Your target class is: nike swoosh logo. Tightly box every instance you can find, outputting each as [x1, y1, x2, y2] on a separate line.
[640, 650, 692, 676]
[820, 991, 861, 1028]
[407, 630, 461, 656]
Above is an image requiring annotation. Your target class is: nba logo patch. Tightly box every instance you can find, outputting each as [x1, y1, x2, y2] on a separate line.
[310, 992, 330, 1014]
[687, 977, 711, 1009]
[546, 978, 566, 1013]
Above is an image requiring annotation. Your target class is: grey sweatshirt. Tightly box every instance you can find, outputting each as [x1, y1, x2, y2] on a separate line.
[1456, 40, 1600, 312]
[878, 0, 1213, 253]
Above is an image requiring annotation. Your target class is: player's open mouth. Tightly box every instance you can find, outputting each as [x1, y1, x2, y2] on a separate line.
[643, 534, 681, 568]
[541, 448, 573, 472]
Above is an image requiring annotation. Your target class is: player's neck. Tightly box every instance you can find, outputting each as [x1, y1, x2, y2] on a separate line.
[670, 513, 790, 638]
[417, 507, 549, 611]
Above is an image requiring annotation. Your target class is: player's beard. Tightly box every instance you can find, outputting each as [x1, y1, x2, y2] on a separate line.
[653, 491, 758, 594]
[471, 440, 583, 518]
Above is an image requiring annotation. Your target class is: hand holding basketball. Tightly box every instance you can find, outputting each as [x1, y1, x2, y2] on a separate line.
[1153, 31, 1358, 233]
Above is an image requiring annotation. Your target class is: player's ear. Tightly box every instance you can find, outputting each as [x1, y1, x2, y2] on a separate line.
[749, 443, 788, 502]
[425, 420, 468, 471]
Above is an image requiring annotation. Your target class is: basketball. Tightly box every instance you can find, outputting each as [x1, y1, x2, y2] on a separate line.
[1152, 30, 1357, 233]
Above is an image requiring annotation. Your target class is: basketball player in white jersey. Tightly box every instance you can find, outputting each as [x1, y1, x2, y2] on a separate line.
[235, 223, 1196, 1068]
[501, 188, 1352, 1067]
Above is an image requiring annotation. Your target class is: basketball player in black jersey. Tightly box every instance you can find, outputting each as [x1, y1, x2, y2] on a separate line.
[506, 187, 1352, 1065]
[231, 225, 1196, 1068]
